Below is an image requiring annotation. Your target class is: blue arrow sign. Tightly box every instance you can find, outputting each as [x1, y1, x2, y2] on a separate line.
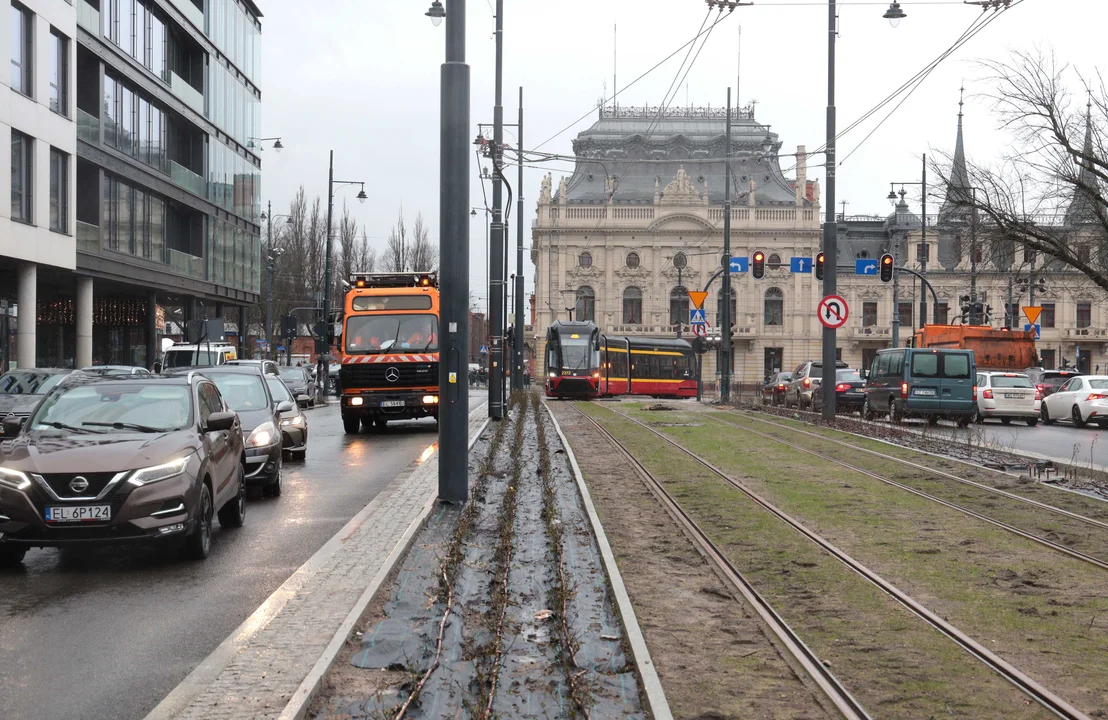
[790, 257, 812, 274]
[1024, 323, 1041, 340]
[690, 308, 708, 324]
[856, 259, 879, 275]
[729, 256, 749, 273]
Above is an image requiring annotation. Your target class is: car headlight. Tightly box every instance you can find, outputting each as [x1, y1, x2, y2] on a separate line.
[246, 421, 278, 447]
[0, 467, 32, 491]
[280, 415, 305, 427]
[128, 456, 190, 487]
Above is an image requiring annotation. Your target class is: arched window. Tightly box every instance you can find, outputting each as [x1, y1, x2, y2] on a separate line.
[669, 286, 688, 327]
[768, 253, 782, 267]
[764, 287, 784, 326]
[578, 251, 592, 269]
[626, 252, 640, 269]
[623, 287, 643, 324]
[575, 286, 595, 323]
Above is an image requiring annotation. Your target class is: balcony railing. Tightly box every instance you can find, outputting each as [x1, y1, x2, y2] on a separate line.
[168, 249, 206, 280]
[170, 160, 207, 199]
[76, 221, 101, 254]
[77, 0, 99, 34]
[170, 72, 204, 115]
[77, 109, 99, 145]
[167, 0, 204, 30]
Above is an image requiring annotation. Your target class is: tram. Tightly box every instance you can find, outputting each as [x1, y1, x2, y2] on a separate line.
[544, 320, 697, 400]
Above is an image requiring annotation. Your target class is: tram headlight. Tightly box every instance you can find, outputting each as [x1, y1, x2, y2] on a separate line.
[592, 372, 600, 379]
[549, 372, 557, 378]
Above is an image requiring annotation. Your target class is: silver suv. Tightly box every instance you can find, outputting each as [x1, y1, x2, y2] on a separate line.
[784, 360, 848, 411]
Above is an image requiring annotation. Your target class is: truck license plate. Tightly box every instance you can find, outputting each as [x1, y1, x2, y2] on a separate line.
[914, 388, 937, 397]
[381, 400, 405, 408]
[45, 505, 111, 523]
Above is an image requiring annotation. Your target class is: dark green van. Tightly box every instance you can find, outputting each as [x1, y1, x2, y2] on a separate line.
[862, 348, 976, 426]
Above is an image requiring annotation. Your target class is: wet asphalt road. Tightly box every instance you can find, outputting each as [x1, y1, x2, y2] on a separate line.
[922, 416, 1108, 469]
[0, 404, 443, 720]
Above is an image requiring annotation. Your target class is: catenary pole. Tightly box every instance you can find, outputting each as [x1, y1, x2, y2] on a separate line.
[720, 87, 732, 402]
[513, 87, 525, 390]
[820, 0, 839, 419]
[488, 0, 505, 419]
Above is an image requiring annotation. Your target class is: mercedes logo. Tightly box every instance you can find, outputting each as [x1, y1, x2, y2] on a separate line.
[385, 367, 401, 383]
[69, 476, 90, 494]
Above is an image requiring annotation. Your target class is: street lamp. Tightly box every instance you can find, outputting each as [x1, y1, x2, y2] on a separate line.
[883, 2, 907, 27]
[888, 154, 930, 326]
[248, 136, 284, 153]
[261, 202, 293, 361]
[321, 152, 366, 398]
[425, 0, 445, 26]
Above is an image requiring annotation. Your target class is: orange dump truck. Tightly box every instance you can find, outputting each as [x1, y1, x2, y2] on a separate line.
[911, 325, 1038, 371]
[338, 272, 440, 434]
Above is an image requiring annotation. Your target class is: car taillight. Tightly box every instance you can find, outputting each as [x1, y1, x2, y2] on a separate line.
[1088, 394, 1108, 401]
[777, 384, 785, 390]
[982, 389, 994, 399]
[1035, 389, 1042, 401]
[973, 385, 978, 399]
[835, 383, 850, 392]
[804, 377, 811, 388]
[901, 382, 909, 399]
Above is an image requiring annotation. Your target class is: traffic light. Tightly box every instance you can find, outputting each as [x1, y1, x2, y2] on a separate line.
[880, 253, 894, 283]
[752, 250, 766, 280]
[815, 252, 825, 281]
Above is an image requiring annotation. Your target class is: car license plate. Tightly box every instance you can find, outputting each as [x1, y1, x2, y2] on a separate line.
[380, 400, 405, 408]
[45, 505, 111, 523]
[914, 388, 937, 396]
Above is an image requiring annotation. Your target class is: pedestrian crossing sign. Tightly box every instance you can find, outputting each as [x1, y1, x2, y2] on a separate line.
[690, 308, 707, 324]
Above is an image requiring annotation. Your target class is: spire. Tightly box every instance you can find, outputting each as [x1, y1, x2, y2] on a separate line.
[1065, 96, 1101, 226]
[940, 86, 972, 221]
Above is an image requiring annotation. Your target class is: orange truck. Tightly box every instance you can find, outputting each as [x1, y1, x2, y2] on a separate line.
[338, 272, 440, 434]
[911, 324, 1038, 371]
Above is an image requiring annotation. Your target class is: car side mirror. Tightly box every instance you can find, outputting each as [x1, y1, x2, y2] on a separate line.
[276, 400, 295, 413]
[2, 416, 24, 436]
[206, 411, 236, 432]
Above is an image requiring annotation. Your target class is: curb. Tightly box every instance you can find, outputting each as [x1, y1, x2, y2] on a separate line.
[543, 402, 674, 720]
[277, 416, 490, 720]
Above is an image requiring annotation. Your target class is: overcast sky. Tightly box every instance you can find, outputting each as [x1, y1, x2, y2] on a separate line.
[257, 0, 1104, 316]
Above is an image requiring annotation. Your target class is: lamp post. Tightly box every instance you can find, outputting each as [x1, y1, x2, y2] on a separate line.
[321, 151, 367, 397]
[260, 202, 292, 360]
[248, 136, 284, 153]
[673, 252, 687, 338]
[471, 206, 490, 358]
[887, 153, 929, 325]
[429, 0, 470, 503]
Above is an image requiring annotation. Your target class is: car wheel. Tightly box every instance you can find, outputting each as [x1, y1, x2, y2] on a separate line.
[293, 449, 307, 461]
[1026, 418, 1039, 427]
[1001, 417, 1012, 426]
[184, 484, 213, 560]
[889, 401, 903, 425]
[217, 464, 246, 528]
[1041, 404, 1055, 426]
[863, 397, 876, 421]
[263, 464, 283, 498]
[1072, 405, 1088, 429]
[928, 415, 940, 426]
[0, 544, 27, 567]
[342, 416, 360, 434]
[956, 416, 971, 428]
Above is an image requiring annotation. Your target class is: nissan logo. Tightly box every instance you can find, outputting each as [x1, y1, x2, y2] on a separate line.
[69, 476, 90, 494]
[385, 367, 401, 383]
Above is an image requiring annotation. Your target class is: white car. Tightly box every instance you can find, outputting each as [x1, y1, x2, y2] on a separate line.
[975, 372, 1040, 426]
[1040, 375, 1108, 428]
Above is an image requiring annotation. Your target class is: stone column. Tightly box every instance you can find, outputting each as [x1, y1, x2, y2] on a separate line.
[146, 292, 158, 369]
[76, 276, 94, 368]
[17, 263, 37, 369]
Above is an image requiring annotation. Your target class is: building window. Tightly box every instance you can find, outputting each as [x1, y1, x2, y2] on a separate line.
[1077, 302, 1092, 329]
[102, 74, 167, 172]
[11, 131, 32, 223]
[935, 302, 949, 325]
[716, 293, 737, 328]
[622, 287, 642, 324]
[50, 149, 68, 232]
[1040, 349, 1055, 370]
[1004, 303, 1019, 328]
[49, 29, 68, 116]
[768, 253, 782, 267]
[897, 302, 913, 329]
[917, 243, 929, 263]
[973, 244, 983, 264]
[626, 252, 640, 269]
[1023, 246, 1034, 263]
[1041, 303, 1055, 328]
[10, 2, 32, 96]
[669, 286, 688, 327]
[953, 234, 963, 262]
[575, 286, 595, 323]
[578, 251, 592, 269]
[1077, 245, 1091, 265]
[764, 287, 783, 326]
[862, 301, 877, 327]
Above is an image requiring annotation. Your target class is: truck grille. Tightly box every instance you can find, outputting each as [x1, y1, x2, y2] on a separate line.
[341, 362, 438, 389]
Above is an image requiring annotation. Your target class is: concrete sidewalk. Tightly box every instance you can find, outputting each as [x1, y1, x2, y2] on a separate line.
[146, 403, 489, 720]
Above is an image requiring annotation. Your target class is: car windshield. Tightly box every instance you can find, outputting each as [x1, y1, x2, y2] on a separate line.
[164, 350, 219, 367]
[207, 373, 269, 411]
[0, 372, 67, 395]
[266, 377, 294, 403]
[837, 370, 862, 382]
[993, 376, 1033, 388]
[345, 314, 438, 353]
[31, 384, 192, 432]
[1045, 375, 1075, 388]
[278, 367, 306, 381]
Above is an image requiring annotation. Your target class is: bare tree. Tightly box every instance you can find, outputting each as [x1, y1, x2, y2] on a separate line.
[382, 208, 409, 272]
[931, 49, 1108, 294]
[382, 208, 439, 272]
[409, 212, 439, 272]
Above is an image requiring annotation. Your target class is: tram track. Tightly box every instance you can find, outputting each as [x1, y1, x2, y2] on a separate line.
[591, 403, 1092, 720]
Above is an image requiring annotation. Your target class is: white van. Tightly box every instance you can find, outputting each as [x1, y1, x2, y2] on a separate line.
[161, 342, 238, 370]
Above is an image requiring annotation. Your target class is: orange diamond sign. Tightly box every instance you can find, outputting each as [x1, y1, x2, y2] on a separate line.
[688, 291, 709, 309]
[1023, 306, 1042, 325]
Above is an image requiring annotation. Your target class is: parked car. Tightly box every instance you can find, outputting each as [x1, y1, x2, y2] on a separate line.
[188, 366, 291, 497]
[0, 374, 246, 566]
[785, 360, 848, 410]
[862, 348, 976, 426]
[277, 366, 316, 408]
[226, 359, 281, 377]
[1023, 367, 1083, 399]
[1040, 375, 1108, 428]
[975, 372, 1039, 426]
[81, 365, 152, 377]
[812, 368, 866, 414]
[265, 376, 308, 461]
[0, 369, 81, 437]
[761, 371, 793, 406]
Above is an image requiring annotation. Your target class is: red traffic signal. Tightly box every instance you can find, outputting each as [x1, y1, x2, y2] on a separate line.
[880, 253, 894, 283]
[752, 250, 766, 279]
[815, 252, 826, 281]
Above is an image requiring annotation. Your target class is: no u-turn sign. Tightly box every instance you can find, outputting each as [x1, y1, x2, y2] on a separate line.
[818, 295, 849, 329]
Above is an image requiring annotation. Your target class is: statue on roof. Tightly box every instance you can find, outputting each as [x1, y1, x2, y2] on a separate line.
[539, 173, 552, 204]
[813, 178, 821, 205]
[662, 166, 700, 205]
[557, 176, 568, 204]
[748, 177, 757, 207]
[654, 176, 661, 204]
